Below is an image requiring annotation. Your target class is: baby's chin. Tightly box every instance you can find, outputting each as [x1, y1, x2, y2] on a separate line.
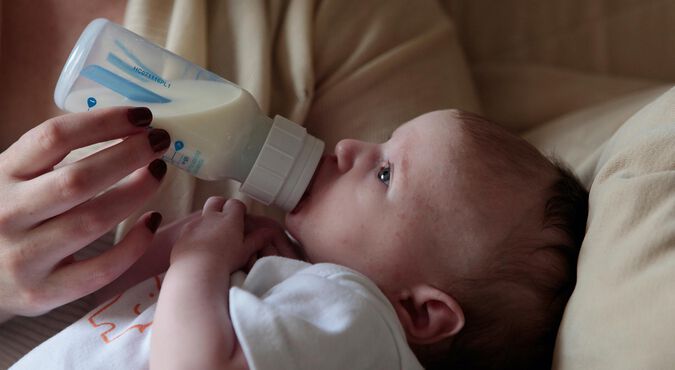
[284, 212, 300, 238]
[285, 196, 315, 237]
[284, 215, 323, 263]
[284, 214, 305, 250]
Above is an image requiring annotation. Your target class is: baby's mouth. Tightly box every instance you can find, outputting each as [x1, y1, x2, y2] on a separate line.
[290, 155, 327, 214]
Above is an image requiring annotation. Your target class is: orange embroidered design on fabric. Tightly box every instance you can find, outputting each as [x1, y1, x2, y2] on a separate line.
[87, 275, 162, 344]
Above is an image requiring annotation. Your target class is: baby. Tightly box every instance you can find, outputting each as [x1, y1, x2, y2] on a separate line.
[153, 109, 589, 370]
[12, 109, 588, 370]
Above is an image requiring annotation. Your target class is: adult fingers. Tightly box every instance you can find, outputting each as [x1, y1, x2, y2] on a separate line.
[39, 211, 162, 311]
[90, 211, 201, 305]
[16, 128, 170, 226]
[29, 160, 167, 266]
[2, 107, 154, 179]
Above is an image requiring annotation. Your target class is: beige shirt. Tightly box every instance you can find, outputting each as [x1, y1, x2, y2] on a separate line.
[0, 1, 126, 151]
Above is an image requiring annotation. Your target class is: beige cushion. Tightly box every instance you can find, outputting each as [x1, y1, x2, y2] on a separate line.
[475, 63, 661, 133]
[526, 86, 675, 369]
[524, 86, 671, 185]
[303, 0, 480, 150]
[442, 0, 675, 82]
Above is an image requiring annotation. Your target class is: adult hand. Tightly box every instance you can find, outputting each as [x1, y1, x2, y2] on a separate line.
[0, 106, 170, 320]
[90, 211, 202, 306]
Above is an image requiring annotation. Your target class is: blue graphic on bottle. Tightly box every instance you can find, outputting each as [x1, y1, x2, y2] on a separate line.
[87, 97, 97, 110]
[163, 139, 204, 176]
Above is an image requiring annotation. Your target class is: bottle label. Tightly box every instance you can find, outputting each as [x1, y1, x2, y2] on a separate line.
[162, 139, 204, 176]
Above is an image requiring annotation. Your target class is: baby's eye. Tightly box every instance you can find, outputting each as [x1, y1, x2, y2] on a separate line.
[377, 162, 391, 186]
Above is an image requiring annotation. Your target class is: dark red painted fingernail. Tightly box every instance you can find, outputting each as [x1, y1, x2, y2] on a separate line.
[145, 212, 163, 233]
[147, 159, 167, 181]
[148, 129, 170, 152]
[127, 107, 153, 127]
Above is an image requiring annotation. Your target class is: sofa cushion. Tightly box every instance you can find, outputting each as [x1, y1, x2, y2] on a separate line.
[527, 86, 675, 370]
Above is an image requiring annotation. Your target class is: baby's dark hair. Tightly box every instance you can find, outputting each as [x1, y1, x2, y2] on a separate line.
[415, 110, 589, 370]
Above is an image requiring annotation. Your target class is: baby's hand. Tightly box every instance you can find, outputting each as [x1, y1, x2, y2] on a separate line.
[243, 214, 306, 270]
[169, 197, 272, 278]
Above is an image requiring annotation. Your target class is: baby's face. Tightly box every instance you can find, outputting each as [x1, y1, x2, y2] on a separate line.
[285, 110, 533, 292]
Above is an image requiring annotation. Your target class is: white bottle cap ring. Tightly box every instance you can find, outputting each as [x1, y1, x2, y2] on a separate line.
[240, 116, 324, 212]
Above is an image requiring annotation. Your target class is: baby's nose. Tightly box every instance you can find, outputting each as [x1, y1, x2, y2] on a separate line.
[335, 139, 361, 172]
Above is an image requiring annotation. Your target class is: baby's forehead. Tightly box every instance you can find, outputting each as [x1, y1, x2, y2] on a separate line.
[399, 110, 507, 152]
[394, 112, 464, 161]
[395, 110, 554, 193]
[434, 111, 549, 174]
[398, 110, 552, 210]
[397, 112, 499, 172]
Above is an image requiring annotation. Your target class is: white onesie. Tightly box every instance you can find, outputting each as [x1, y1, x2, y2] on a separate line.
[11, 256, 424, 370]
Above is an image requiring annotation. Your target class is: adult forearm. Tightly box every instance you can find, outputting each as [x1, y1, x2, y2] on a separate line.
[150, 258, 235, 370]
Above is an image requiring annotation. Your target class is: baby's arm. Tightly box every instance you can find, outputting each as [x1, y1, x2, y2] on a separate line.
[150, 197, 275, 370]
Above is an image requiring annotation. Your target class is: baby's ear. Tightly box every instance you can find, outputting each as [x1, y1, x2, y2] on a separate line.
[390, 285, 464, 345]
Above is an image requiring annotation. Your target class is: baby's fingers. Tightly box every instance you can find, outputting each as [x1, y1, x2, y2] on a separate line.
[219, 198, 246, 231]
[202, 196, 226, 215]
[241, 229, 296, 272]
[246, 214, 304, 260]
[244, 227, 276, 253]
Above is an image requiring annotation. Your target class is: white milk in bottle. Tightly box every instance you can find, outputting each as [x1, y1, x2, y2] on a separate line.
[55, 19, 324, 211]
[64, 80, 270, 181]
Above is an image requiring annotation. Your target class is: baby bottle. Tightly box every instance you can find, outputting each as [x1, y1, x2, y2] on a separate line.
[54, 19, 324, 212]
